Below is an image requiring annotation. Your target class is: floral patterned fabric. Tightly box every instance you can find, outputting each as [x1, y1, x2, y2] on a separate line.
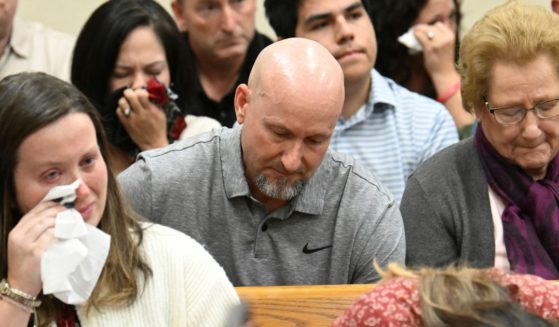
[332, 270, 559, 326]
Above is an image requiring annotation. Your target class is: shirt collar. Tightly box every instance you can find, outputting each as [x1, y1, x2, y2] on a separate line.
[336, 69, 398, 128]
[290, 155, 328, 215]
[370, 69, 398, 109]
[220, 126, 326, 215]
[221, 126, 251, 198]
[10, 18, 30, 59]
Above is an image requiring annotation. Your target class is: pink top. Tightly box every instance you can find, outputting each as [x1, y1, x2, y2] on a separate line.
[332, 270, 559, 326]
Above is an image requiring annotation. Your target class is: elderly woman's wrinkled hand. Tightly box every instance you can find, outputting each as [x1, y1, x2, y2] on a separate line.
[115, 87, 169, 151]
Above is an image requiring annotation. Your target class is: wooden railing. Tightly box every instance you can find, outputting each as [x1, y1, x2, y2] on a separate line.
[235, 284, 373, 327]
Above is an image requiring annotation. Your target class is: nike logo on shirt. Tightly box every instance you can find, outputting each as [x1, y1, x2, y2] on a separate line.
[302, 243, 333, 254]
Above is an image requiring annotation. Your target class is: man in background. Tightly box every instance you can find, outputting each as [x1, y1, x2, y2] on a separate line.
[0, 0, 75, 81]
[171, 0, 272, 127]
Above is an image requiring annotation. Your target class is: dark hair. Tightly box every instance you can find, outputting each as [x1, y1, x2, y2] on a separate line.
[264, 0, 373, 39]
[71, 0, 196, 151]
[368, 0, 462, 96]
[0, 72, 151, 326]
[264, 0, 300, 39]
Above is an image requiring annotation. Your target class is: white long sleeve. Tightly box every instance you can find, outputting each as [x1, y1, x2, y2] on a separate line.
[76, 223, 239, 326]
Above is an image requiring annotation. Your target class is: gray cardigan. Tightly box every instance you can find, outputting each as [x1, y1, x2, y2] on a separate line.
[401, 138, 496, 268]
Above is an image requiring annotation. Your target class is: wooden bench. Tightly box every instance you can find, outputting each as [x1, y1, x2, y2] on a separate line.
[235, 284, 373, 326]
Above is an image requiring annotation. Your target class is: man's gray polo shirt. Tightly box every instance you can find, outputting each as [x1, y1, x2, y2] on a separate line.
[118, 127, 405, 286]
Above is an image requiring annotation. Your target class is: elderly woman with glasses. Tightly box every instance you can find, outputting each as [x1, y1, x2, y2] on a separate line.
[401, 1, 559, 280]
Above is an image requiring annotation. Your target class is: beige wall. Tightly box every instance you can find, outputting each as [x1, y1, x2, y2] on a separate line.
[461, 0, 550, 35]
[17, 0, 552, 40]
[16, 0, 276, 37]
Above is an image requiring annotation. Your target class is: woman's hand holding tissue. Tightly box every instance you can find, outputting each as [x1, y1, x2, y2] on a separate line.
[412, 22, 458, 87]
[7, 201, 65, 297]
[412, 22, 473, 129]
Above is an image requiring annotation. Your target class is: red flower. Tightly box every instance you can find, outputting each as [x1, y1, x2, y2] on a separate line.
[145, 76, 186, 140]
[147, 76, 169, 106]
[170, 116, 187, 140]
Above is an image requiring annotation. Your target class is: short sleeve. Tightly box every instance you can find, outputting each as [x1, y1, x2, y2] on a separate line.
[117, 156, 154, 221]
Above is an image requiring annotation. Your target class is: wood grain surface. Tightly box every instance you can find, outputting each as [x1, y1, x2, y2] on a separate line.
[236, 284, 373, 327]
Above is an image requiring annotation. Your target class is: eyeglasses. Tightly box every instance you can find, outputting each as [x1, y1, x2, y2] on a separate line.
[483, 96, 559, 125]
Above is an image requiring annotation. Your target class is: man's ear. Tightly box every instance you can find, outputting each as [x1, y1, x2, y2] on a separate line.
[553, 0, 559, 15]
[234, 84, 251, 124]
[171, 0, 187, 32]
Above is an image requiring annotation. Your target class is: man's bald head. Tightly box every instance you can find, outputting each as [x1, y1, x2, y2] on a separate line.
[234, 38, 345, 211]
[246, 37, 344, 113]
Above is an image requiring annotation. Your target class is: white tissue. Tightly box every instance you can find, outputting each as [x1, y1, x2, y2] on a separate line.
[398, 27, 423, 55]
[54, 210, 88, 239]
[42, 180, 80, 204]
[40, 180, 111, 305]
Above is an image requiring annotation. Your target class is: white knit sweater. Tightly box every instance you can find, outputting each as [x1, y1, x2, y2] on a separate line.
[73, 223, 239, 326]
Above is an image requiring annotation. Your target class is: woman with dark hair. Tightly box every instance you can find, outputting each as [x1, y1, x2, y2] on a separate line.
[0, 72, 237, 326]
[72, 0, 219, 173]
[369, 0, 475, 137]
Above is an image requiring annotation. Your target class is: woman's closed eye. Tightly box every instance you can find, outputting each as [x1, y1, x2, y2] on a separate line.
[112, 69, 131, 79]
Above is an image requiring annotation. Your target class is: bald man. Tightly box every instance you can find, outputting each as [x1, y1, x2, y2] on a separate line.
[119, 38, 405, 286]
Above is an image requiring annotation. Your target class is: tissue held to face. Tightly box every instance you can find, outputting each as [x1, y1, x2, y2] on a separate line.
[14, 112, 108, 227]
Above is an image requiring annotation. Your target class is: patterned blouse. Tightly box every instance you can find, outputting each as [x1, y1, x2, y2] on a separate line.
[333, 270, 559, 326]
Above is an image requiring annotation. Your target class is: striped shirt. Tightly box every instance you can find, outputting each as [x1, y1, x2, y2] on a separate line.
[330, 70, 459, 202]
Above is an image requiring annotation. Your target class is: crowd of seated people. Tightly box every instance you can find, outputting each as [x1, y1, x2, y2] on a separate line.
[0, 0, 558, 326]
[265, 0, 459, 203]
[118, 37, 406, 286]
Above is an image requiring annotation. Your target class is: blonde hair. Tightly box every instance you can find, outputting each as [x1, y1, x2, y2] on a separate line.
[377, 263, 556, 326]
[458, 0, 559, 114]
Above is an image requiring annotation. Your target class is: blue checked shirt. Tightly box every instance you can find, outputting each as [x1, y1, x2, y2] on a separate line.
[330, 70, 459, 202]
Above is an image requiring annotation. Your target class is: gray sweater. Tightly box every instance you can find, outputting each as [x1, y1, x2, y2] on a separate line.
[400, 138, 496, 268]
